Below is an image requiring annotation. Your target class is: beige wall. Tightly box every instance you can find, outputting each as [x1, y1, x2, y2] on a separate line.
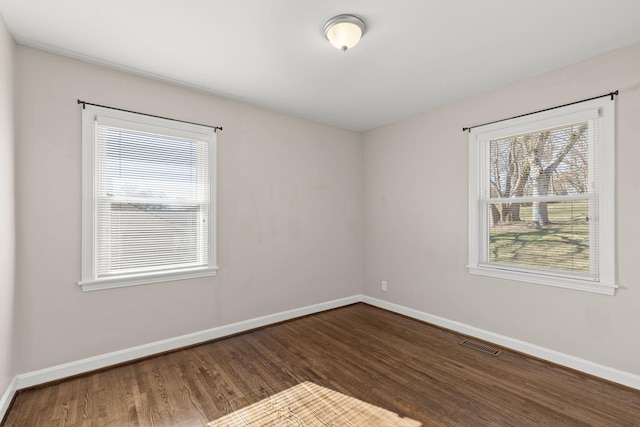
[15, 47, 362, 373]
[0, 14, 15, 394]
[12, 36, 640, 380]
[363, 43, 640, 375]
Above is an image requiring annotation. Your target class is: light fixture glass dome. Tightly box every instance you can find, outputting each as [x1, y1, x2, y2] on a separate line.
[323, 14, 366, 52]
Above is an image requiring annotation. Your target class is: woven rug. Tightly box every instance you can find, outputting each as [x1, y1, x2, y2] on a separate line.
[208, 381, 421, 426]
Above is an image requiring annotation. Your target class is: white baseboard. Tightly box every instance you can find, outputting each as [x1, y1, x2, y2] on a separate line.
[0, 376, 18, 423]
[362, 295, 640, 390]
[15, 295, 361, 390]
[11, 294, 640, 397]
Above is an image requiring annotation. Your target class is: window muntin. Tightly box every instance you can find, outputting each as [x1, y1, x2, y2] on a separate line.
[468, 99, 615, 294]
[80, 106, 217, 291]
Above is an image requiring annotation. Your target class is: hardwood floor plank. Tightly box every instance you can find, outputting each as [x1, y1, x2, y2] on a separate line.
[4, 303, 640, 426]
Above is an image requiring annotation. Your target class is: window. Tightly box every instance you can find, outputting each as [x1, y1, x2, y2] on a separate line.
[80, 105, 217, 291]
[468, 97, 616, 295]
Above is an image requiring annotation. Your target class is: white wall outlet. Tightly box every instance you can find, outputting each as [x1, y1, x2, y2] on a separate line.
[381, 280, 388, 291]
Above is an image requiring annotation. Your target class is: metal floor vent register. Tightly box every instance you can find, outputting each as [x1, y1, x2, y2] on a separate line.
[460, 339, 501, 356]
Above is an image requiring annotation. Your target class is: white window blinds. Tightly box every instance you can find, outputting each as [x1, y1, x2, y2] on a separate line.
[480, 118, 598, 279]
[80, 105, 217, 291]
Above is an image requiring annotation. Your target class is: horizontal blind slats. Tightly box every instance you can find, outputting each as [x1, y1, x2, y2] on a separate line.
[96, 122, 209, 277]
[482, 119, 599, 279]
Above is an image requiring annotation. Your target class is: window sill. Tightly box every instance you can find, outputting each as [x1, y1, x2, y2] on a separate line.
[78, 266, 219, 292]
[468, 265, 617, 295]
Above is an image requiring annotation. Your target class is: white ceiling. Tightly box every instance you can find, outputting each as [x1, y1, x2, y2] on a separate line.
[1, 0, 640, 131]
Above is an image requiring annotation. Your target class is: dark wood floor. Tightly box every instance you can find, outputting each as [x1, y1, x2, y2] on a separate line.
[4, 303, 640, 426]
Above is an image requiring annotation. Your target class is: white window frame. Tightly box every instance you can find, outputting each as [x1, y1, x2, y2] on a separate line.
[79, 105, 218, 292]
[468, 97, 616, 295]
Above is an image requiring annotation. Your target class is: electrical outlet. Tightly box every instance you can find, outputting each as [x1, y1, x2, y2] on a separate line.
[381, 280, 388, 291]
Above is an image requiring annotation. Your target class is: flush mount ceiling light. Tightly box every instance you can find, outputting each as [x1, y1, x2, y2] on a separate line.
[323, 14, 366, 52]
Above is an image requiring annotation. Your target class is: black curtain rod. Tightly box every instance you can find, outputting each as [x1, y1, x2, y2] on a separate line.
[462, 90, 618, 133]
[77, 100, 223, 132]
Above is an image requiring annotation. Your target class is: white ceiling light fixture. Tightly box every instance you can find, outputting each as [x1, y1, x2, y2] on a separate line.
[323, 14, 367, 52]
